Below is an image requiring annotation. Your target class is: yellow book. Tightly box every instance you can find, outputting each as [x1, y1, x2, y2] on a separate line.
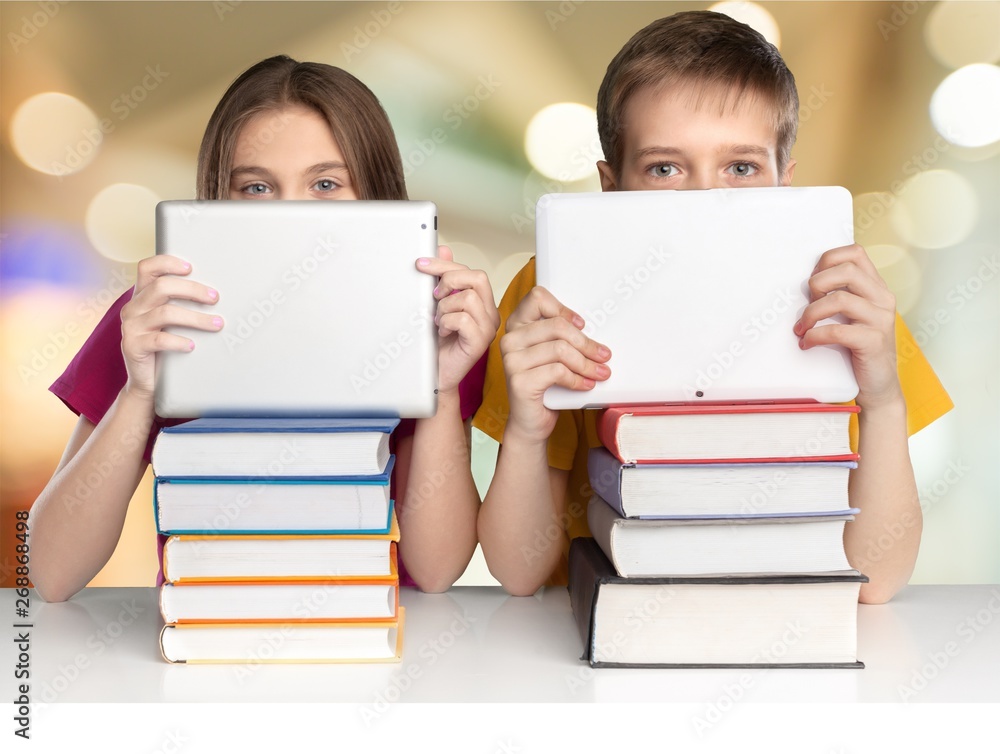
[159, 609, 405, 664]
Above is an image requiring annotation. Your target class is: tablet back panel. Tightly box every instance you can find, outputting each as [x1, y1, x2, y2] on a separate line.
[536, 187, 858, 409]
[155, 200, 438, 418]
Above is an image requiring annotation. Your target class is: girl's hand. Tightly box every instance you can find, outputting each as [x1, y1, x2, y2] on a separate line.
[499, 286, 611, 444]
[794, 243, 902, 409]
[416, 246, 500, 395]
[119, 255, 223, 400]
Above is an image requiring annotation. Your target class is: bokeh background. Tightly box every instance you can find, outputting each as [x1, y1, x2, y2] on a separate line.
[2, 1, 997, 589]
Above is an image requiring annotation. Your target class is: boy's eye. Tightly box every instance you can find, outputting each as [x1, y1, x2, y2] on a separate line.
[728, 162, 758, 178]
[648, 164, 678, 178]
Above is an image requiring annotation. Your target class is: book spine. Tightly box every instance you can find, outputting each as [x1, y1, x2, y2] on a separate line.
[587, 448, 627, 516]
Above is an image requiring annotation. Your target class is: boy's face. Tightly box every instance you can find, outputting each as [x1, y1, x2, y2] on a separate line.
[599, 84, 795, 192]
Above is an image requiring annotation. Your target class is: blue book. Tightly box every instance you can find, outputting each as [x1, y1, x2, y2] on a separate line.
[588, 447, 858, 519]
[155, 459, 395, 535]
[152, 418, 399, 478]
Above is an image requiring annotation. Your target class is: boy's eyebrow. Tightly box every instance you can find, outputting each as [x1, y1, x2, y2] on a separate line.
[632, 145, 771, 160]
[718, 144, 771, 158]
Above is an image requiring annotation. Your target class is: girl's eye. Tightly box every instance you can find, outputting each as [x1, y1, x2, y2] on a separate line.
[649, 164, 678, 178]
[244, 183, 270, 194]
[314, 179, 337, 192]
[729, 162, 758, 178]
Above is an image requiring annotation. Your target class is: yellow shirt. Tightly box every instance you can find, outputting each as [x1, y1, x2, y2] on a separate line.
[473, 257, 954, 585]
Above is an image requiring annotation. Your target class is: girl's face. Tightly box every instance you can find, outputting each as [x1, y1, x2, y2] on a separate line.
[228, 104, 359, 201]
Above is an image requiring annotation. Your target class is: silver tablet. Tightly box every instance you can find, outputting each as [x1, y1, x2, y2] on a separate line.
[154, 200, 439, 418]
[536, 187, 859, 409]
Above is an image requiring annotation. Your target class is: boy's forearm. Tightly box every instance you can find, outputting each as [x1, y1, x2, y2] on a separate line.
[478, 428, 564, 596]
[28, 388, 153, 602]
[398, 391, 479, 593]
[844, 398, 922, 604]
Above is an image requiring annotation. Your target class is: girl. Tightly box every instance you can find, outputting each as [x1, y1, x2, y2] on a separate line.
[29, 55, 499, 601]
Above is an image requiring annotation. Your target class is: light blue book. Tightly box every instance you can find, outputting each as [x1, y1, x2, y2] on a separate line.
[588, 447, 858, 519]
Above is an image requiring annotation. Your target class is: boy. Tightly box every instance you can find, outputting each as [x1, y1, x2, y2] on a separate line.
[473, 11, 952, 602]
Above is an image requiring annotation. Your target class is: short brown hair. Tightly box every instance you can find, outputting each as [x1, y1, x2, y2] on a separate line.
[196, 55, 406, 201]
[597, 11, 799, 175]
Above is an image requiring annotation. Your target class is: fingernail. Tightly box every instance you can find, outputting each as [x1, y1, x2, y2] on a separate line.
[581, 378, 596, 389]
[597, 345, 611, 359]
[188, 341, 196, 351]
[596, 364, 611, 378]
[572, 315, 585, 328]
[181, 261, 191, 271]
[433, 286, 440, 296]
[417, 258, 431, 267]
[798, 337, 806, 350]
[212, 317, 224, 329]
[792, 321, 802, 335]
[207, 289, 218, 301]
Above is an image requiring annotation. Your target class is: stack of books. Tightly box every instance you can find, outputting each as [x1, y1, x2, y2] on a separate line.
[151, 418, 404, 664]
[570, 402, 869, 668]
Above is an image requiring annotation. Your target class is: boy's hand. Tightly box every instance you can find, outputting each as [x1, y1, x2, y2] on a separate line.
[416, 246, 500, 396]
[794, 244, 903, 409]
[500, 286, 611, 443]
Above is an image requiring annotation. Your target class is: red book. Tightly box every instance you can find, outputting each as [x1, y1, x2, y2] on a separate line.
[596, 403, 860, 464]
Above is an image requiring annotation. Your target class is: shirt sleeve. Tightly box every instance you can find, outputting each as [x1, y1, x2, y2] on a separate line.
[846, 312, 954, 452]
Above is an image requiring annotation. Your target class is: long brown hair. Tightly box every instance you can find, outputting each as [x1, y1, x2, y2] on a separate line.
[196, 55, 406, 201]
[597, 11, 799, 176]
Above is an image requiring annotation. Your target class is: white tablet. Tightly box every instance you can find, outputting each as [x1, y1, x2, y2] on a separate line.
[154, 200, 439, 418]
[535, 187, 858, 409]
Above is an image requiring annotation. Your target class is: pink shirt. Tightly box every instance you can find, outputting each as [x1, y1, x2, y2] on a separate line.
[50, 288, 487, 588]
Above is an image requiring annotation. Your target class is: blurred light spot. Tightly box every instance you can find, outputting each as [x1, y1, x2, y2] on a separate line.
[492, 252, 535, 305]
[525, 103, 601, 182]
[890, 170, 978, 250]
[925, 1, 1000, 69]
[10, 93, 104, 176]
[867, 244, 922, 316]
[86, 184, 160, 263]
[708, 2, 781, 48]
[930, 64, 1000, 147]
[853, 192, 903, 248]
[0, 221, 98, 290]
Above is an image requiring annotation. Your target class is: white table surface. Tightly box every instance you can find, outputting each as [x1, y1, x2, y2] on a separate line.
[4, 584, 998, 704]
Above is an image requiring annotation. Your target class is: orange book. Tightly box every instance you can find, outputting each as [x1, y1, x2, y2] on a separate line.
[159, 609, 405, 664]
[162, 512, 400, 583]
[597, 403, 860, 464]
[159, 567, 399, 624]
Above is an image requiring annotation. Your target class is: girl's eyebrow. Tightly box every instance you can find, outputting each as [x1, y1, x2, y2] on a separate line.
[230, 165, 271, 178]
[306, 161, 349, 174]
